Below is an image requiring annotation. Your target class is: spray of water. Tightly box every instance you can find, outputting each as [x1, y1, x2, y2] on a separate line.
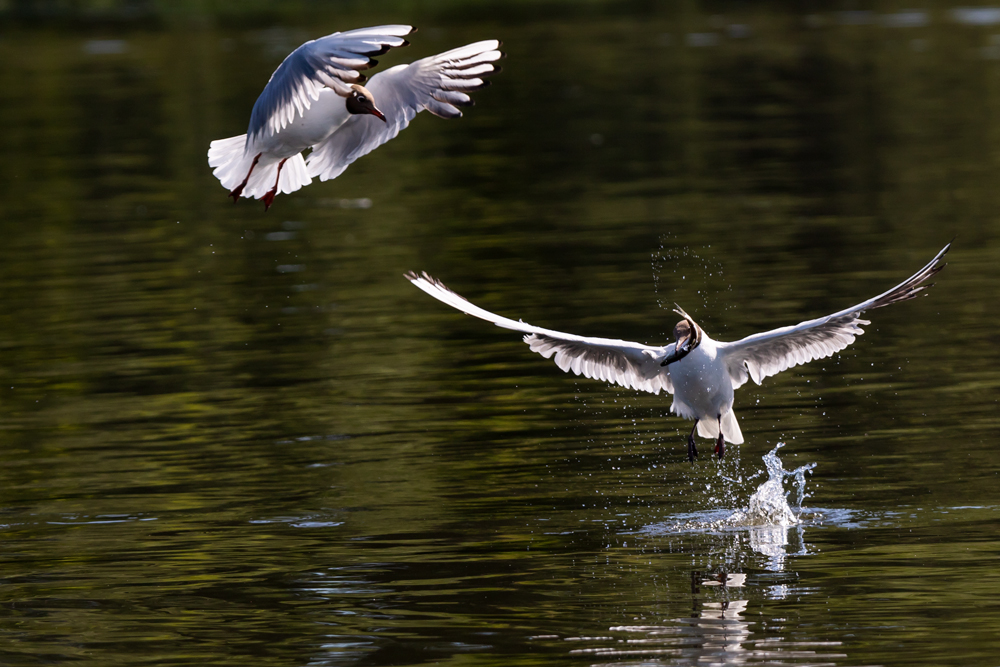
[646, 442, 816, 536]
[727, 443, 816, 527]
[634, 443, 817, 570]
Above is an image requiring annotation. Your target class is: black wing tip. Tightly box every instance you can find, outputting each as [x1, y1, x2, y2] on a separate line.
[867, 245, 951, 311]
[365, 31, 414, 56]
[406, 271, 473, 304]
[405, 269, 443, 288]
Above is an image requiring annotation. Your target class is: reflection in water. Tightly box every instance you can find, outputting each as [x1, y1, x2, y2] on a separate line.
[689, 572, 751, 663]
[569, 570, 847, 665]
[952, 7, 1000, 26]
[747, 523, 807, 574]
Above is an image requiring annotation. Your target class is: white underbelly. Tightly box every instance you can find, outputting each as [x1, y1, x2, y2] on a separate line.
[669, 346, 734, 420]
[254, 89, 351, 158]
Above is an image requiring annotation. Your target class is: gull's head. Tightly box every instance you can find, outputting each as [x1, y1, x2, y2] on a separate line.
[346, 84, 387, 122]
[661, 305, 702, 366]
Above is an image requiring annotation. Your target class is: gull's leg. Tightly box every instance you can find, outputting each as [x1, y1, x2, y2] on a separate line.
[687, 420, 699, 462]
[715, 414, 725, 459]
[229, 152, 262, 203]
[262, 157, 288, 211]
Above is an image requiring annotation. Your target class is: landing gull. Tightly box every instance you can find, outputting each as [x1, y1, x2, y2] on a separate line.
[208, 26, 502, 210]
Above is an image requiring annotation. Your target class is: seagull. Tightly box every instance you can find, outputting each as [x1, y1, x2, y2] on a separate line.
[407, 244, 949, 462]
[208, 26, 502, 210]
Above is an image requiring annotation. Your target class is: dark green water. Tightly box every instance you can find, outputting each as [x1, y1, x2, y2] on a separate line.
[1, 3, 999, 665]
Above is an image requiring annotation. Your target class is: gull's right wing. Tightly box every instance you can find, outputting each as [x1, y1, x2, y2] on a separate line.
[407, 272, 674, 395]
[247, 25, 415, 142]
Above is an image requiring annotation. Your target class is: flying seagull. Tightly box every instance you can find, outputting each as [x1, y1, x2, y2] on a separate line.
[406, 244, 949, 461]
[209, 26, 502, 210]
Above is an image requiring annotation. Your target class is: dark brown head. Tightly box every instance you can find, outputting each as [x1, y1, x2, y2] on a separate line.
[661, 306, 702, 366]
[345, 84, 386, 122]
[673, 319, 692, 345]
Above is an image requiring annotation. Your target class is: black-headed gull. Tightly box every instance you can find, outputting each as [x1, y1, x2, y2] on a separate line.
[208, 26, 502, 210]
[407, 244, 949, 462]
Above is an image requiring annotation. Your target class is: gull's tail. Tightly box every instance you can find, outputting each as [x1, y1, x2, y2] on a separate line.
[208, 135, 311, 200]
[697, 409, 745, 445]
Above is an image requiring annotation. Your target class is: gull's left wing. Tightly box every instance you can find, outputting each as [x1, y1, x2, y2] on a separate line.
[406, 272, 674, 395]
[718, 244, 950, 389]
[307, 40, 503, 182]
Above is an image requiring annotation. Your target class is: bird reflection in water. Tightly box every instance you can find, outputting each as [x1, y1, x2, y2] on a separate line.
[688, 570, 751, 660]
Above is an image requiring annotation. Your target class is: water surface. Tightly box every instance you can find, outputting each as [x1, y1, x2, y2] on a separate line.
[1, 3, 999, 666]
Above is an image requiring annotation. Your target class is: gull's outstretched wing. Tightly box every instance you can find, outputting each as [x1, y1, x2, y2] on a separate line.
[407, 272, 674, 395]
[247, 25, 414, 142]
[718, 244, 950, 389]
[307, 40, 503, 181]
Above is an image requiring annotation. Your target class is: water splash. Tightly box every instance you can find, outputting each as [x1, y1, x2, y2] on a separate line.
[638, 444, 817, 571]
[727, 443, 815, 527]
[661, 443, 815, 532]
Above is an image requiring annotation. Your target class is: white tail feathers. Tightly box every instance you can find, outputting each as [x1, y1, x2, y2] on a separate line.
[275, 153, 311, 197]
[241, 152, 310, 200]
[208, 135, 311, 200]
[721, 410, 744, 444]
[696, 409, 745, 445]
[208, 135, 253, 190]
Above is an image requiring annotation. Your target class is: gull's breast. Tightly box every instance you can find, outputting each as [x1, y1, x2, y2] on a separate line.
[668, 342, 734, 418]
[255, 88, 352, 157]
